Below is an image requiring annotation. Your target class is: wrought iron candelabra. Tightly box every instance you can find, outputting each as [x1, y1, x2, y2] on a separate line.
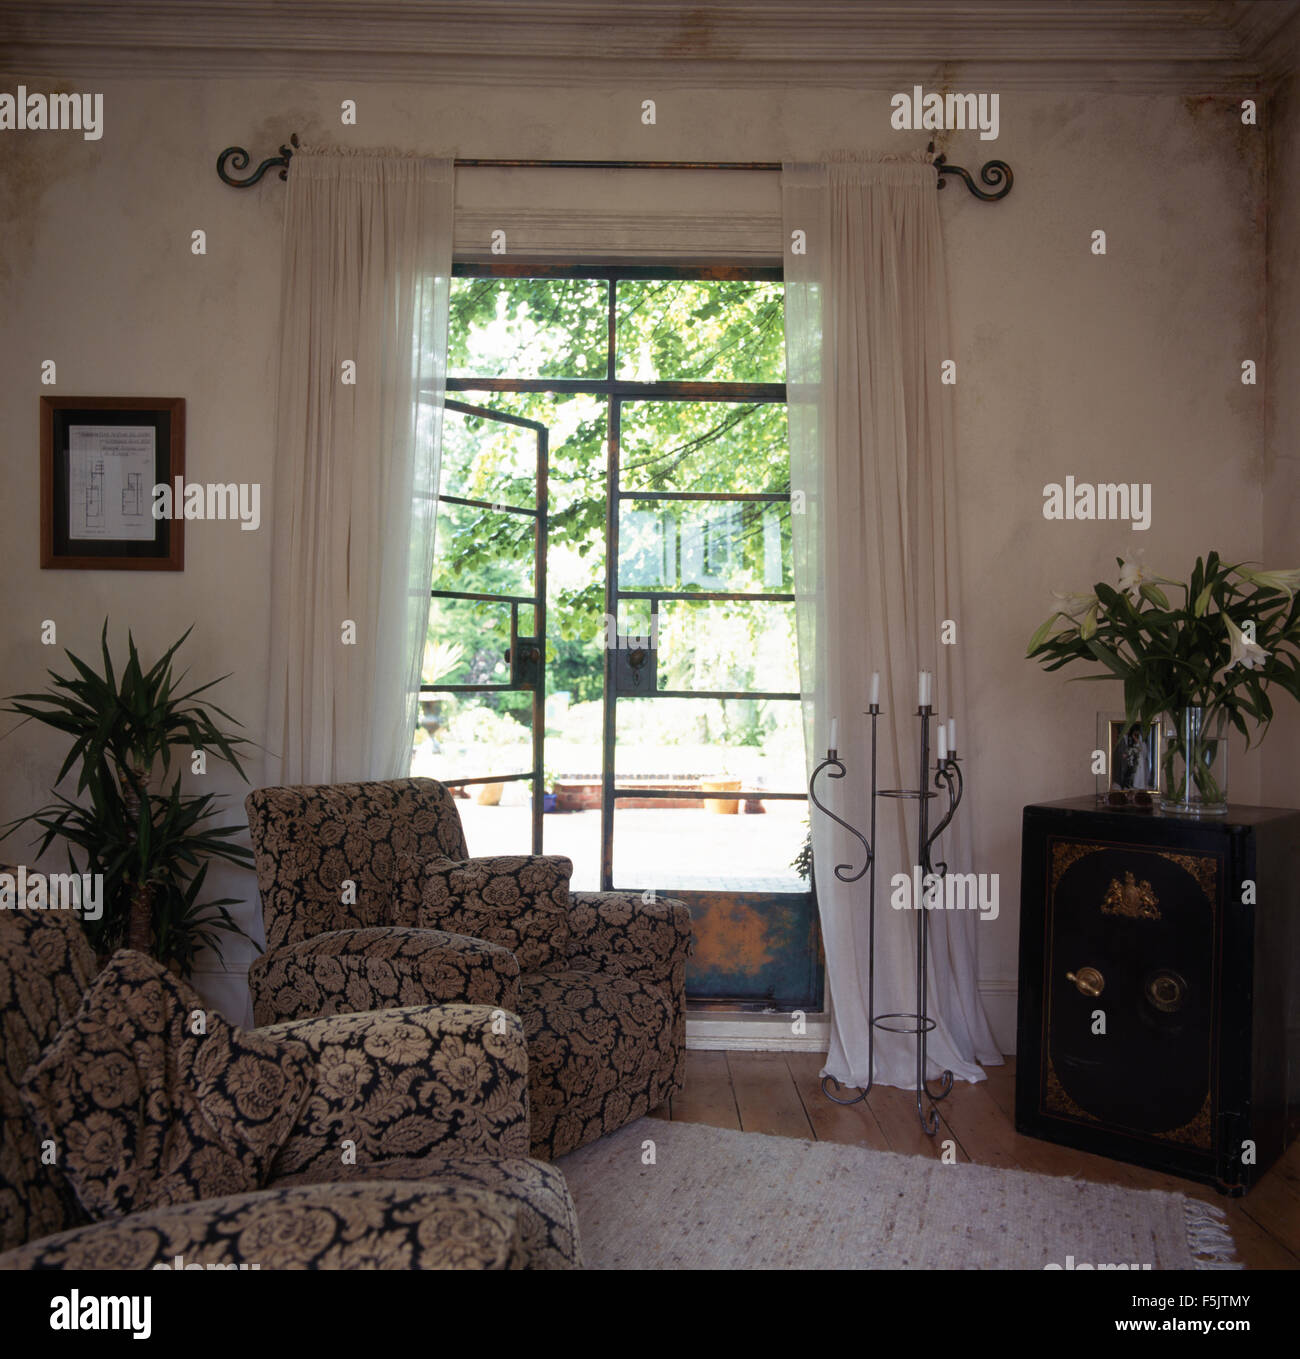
[807, 698, 965, 1134]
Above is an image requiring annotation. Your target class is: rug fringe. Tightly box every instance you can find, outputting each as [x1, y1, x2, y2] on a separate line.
[1183, 1199, 1242, 1270]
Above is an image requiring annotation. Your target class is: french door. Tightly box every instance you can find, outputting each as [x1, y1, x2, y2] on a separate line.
[419, 399, 548, 851]
[420, 264, 822, 1012]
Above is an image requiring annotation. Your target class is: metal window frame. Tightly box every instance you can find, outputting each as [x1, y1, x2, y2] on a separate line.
[442, 261, 806, 892]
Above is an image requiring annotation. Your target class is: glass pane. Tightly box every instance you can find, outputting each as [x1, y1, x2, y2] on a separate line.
[440, 408, 538, 510]
[619, 499, 791, 593]
[434, 501, 535, 598]
[621, 401, 789, 495]
[423, 597, 513, 687]
[449, 276, 608, 380]
[650, 600, 798, 692]
[613, 696, 806, 790]
[611, 797, 807, 893]
[411, 693, 533, 783]
[616, 279, 785, 383]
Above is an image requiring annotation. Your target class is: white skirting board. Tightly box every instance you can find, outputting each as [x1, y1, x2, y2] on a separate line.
[687, 980, 1019, 1056]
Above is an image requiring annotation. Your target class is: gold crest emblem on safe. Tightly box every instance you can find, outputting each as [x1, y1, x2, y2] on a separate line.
[1100, 870, 1161, 920]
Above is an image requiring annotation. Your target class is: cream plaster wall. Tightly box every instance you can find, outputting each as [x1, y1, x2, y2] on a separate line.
[1264, 75, 1300, 810]
[0, 77, 1271, 1045]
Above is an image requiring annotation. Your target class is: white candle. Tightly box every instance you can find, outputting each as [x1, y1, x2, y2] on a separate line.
[937, 726, 948, 761]
[918, 671, 931, 707]
[829, 717, 839, 751]
[947, 717, 957, 752]
[870, 671, 880, 705]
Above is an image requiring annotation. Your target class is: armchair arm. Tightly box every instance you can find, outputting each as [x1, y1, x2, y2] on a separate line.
[249, 926, 520, 1026]
[0, 1181, 525, 1270]
[261, 1004, 530, 1177]
[565, 891, 693, 996]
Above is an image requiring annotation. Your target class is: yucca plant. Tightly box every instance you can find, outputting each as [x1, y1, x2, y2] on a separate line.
[1, 622, 255, 975]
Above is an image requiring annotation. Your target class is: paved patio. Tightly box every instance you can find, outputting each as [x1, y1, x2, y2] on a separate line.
[455, 799, 808, 894]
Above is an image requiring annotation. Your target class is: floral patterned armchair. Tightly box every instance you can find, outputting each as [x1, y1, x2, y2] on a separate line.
[0, 895, 579, 1269]
[245, 777, 693, 1160]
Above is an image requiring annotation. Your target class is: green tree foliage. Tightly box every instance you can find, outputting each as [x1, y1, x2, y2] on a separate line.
[428, 273, 795, 748]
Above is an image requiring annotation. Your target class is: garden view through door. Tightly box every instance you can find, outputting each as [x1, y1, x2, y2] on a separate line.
[415, 267, 823, 1011]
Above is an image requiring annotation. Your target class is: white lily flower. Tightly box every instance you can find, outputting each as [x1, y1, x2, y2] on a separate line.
[1224, 616, 1270, 672]
[1051, 590, 1096, 621]
[1117, 557, 1144, 600]
[1233, 566, 1300, 600]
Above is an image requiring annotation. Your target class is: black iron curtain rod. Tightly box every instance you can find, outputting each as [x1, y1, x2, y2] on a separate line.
[215, 134, 1014, 200]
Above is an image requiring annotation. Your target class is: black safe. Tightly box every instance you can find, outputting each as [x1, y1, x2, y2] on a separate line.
[1016, 798, 1300, 1194]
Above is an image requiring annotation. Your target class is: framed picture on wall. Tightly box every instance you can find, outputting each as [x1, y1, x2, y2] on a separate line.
[40, 396, 185, 570]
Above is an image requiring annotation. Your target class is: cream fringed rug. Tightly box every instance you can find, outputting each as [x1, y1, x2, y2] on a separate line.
[556, 1118, 1240, 1271]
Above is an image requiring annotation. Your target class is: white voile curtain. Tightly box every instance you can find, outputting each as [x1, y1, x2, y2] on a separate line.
[266, 149, 453, 784]
[783, 154, 1002, 1090]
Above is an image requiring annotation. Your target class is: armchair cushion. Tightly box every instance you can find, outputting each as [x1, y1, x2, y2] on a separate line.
[249, 926, 520, 1026]
[19, 950, 315, 1221]
[402, 853, 573, 971]
[0, 1180, 541, 1270]
[272, 1156, 579, 1270]
[260, 1003, 531, 1178]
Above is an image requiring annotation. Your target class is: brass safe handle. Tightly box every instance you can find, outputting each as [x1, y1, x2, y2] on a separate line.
[1066, 966, 1105, 998]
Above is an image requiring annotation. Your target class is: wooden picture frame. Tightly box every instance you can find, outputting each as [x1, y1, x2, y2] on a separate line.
[40, 396, 185, 570]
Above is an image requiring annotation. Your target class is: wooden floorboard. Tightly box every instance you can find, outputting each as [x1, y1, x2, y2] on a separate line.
[666, 1049, 1298, 1270]
[670, 1050, 742, 1131]
[861, 1084, 962, 1160]
[784, 1051, 891, 1152]
[725, 1050, 814, 1140]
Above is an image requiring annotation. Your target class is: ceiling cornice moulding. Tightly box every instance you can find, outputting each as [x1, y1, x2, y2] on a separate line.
[1, 1, 1296, 91]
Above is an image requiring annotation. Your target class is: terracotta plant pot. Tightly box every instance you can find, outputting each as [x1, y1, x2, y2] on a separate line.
[701, 778, 742, 815]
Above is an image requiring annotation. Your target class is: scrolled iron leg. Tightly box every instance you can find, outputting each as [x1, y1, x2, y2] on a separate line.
[821, 1074, 872, 1106]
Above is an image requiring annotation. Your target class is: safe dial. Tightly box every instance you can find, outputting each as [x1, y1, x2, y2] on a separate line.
[1144, 969, 1187, 1013]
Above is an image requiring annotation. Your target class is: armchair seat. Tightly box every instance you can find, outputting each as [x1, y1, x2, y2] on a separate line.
[246, 778, 694, 1160]
[249, 925, 520, 1025]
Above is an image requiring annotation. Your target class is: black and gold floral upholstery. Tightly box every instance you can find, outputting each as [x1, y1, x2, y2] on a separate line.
[408, 853, 573, 971]
[246, 778, 693, 1159]
[0, 897, 100, 1253]
[251, 925, 521, 1026]
[20, 949, 315, 1219]
[1, 1179, 571, 1270]
[248, 779, 469, 951]
[0, 887, 580, 1269]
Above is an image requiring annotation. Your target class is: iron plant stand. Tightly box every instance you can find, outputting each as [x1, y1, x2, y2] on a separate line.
[808, 701, 964, 1133]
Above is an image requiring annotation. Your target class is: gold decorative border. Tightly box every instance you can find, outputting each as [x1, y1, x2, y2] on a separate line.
[1151, 851, 1217, 905]
[1050, 840, 1219, 908]
[1050, 841, 1105, 891]
[1045, 1057, 1213, 1151]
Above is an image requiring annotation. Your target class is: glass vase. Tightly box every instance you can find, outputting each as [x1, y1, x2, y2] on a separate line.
[1160, 707, 1229, 815]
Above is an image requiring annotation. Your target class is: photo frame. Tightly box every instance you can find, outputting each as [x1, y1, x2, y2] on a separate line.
[1095, 712, 1163, 806]
[40, 396, 185, 570]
